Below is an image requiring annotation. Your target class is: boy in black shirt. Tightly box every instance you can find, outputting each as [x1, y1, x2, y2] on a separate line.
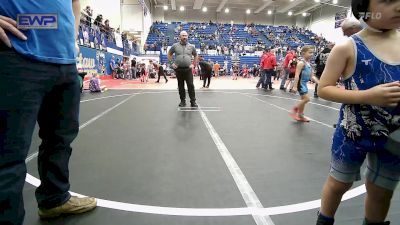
[198, 56, 212, 88]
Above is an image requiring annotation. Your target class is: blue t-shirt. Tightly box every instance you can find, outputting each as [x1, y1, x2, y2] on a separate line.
[0, 1, 76, 64]
[110, 59, 116, 69]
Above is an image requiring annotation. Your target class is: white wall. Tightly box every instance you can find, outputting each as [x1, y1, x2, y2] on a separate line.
[295, 16, 309, 28]
[80, 0, 122, 29]
[309, 5, 352, 44]
[120, 0, 153, 52]
[153, 7, 165, 22]
[121, 4, 143, 31]
[142, 6, 153, 46]
[154, 8, 297, 26]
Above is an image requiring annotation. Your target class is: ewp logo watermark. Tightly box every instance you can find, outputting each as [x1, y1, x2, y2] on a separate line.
[359, 12, 382, 20]
[17, 14, 58, 29]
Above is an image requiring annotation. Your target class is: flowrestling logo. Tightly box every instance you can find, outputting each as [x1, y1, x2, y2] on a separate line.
[359, 12, 382, 20]
[17, 14, 58, 29]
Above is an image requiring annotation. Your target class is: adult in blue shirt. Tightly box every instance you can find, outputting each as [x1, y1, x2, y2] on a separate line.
[110, 55, 117, 78]
[0, 1, 97, 224]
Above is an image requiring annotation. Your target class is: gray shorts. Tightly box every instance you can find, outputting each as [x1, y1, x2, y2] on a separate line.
[330, 128, 400, 191]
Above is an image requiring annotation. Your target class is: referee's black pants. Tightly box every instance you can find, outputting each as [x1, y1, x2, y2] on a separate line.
[175, 67, 196, 103]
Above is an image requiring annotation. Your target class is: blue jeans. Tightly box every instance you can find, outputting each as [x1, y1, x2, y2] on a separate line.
[256, 70, 266, 88]
[280, 68, 289, 89]
[0, 50, 80, 225]
[263, 69, 273, 89]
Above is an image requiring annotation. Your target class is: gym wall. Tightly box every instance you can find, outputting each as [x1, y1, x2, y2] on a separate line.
[309, 4, 352, 44]
[154, 7, 308, 27]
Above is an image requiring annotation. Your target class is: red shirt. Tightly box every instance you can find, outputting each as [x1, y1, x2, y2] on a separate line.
[283, 52, 296, 68]
[261, 53, 277, 70]
[259, 53, 268, 66]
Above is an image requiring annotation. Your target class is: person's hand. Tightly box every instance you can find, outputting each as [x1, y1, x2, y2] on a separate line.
[364, 82, 400, 107]
[292, 87, 298, 93]
[0, 15, 27, 47]
[312, 76, 320, 84]
[171, 63, 178, 69]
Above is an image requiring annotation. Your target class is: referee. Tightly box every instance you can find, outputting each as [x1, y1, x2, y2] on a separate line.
[168, 31, 198, 107]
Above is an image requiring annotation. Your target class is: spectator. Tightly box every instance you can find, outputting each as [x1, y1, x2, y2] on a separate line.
[314, 42, 334, 97]
[341, 19, 362, 37]
[280, 49, 296, 90]
[198, 56, 212, 88]
[110, 56, 117, 79]
[94, 14, 103, 27]
[104, 19, 111, 33]
[153, 61, 168, 83]
[89, 74, 107, 92]
[213, 61, 220, 78]
[83, 6, 93, 26]
[131, 57, 137, 79]
[0, 1, 97, 224]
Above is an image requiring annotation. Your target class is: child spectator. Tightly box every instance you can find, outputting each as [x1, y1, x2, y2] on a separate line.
[89, 74, 107, 93]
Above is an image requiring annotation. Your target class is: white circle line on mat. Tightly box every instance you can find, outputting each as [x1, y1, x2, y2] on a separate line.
[24, 90, 365, 216]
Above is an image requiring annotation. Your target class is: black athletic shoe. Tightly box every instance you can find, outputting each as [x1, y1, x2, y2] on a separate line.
[190, 102, 198, 108]
[363, 219, 390, 225]
[179, 101, 186, 107]
[316, 212, 334, 225]
[280, 87, 285, 90]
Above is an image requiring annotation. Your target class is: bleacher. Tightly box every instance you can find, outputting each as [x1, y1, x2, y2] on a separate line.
[160, 54, 233, 69]
[146, 21, 320, 68]
[239, 56, 261, 68]
[146, 22, 318, 52]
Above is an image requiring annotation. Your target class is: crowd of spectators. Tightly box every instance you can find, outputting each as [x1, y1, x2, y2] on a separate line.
[79, 5, 139, 54]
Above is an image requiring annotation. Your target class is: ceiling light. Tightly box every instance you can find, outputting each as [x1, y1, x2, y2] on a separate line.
[314, 0, 320, 2]
[288, 11, 293, 16]
[246, 9, 251, 14]
[267, 10, 272, 15]
[302, 12, 307, 16]
[332, 0, 338, 4]
[163, 5, 168, 10]
[180, 6, 185, 11]
[202, 7, 207, 12]
[225, 8, 230, 13]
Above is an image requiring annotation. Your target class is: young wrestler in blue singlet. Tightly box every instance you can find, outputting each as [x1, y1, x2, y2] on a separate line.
[316, 0, 400, 224]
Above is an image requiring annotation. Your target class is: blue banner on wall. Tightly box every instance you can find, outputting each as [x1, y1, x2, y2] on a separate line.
[335, 10, 348, 28]
[77, 46, 123, 75]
